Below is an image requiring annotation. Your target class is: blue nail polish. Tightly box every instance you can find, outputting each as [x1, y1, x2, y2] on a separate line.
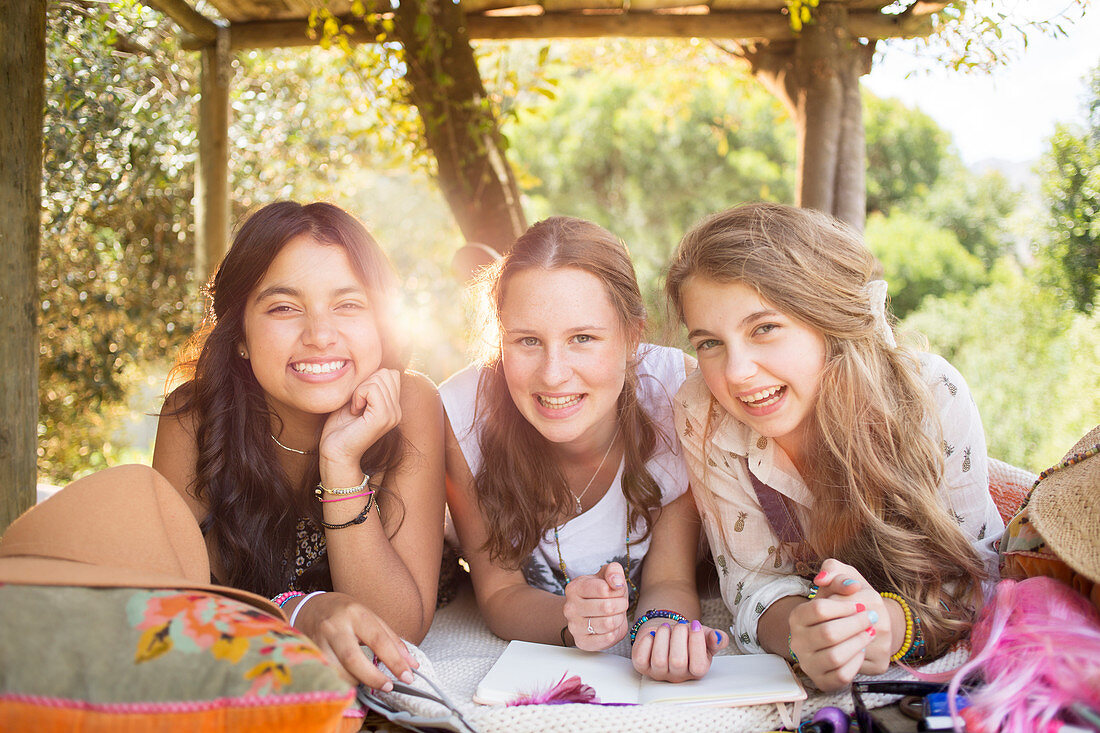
[715, 631, 722, 643]
[649, 630, 656, 637]
[842, 578, 857, 586]
[678, 619, 689, 624]
[868, 610, 879, 624]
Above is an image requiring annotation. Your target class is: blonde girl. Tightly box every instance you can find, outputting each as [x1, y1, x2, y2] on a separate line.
[665, 202, 1002, 691]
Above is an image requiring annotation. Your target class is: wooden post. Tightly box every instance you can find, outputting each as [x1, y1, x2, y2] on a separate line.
[0, 0, 47, 530]
[196, 28, 230, 279]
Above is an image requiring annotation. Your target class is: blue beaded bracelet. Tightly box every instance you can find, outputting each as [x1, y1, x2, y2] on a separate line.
[629, 608, 689, 645]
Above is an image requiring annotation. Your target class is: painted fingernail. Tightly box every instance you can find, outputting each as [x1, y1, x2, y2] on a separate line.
[814, 570, 828, 583]
[400, 670, 414, 684]
[691, 620, 702, 632]
[842, 578, 857, 586]
[714, 631, 723, 644]
[867, 627, 876, 637]
[855, 603, 866, 612]
[649, 630, 656, 637]
[867, 610, 880, 624]
[662, 623, 671, 630]
[677, 619, 689, 624]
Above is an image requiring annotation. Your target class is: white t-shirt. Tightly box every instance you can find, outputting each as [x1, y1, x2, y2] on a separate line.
[439, 344, 690, 602]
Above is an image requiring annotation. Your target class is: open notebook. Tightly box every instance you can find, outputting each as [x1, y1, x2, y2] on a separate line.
[474, 641, 806, 727]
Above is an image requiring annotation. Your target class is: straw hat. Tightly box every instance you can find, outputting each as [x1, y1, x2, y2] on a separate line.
[0, 464, 282, 618]
[1028, 425, 1100, 585]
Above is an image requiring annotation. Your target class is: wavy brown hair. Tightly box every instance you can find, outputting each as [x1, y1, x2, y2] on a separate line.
[473, 216, 664, 569]
[665, 202, 988, 660]
[166, 201, 407, 597]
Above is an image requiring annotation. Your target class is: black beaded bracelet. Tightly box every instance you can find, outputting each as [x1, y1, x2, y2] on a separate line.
[629, 609, 688, 645]
[320, 493, 375, 530]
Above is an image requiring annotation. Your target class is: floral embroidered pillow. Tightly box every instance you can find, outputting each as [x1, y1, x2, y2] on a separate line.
[0, 585, 358, 732]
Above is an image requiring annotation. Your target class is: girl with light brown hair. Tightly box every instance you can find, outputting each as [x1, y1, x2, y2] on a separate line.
[441, 216, 727, 682]
[665, 202, 1002, 691]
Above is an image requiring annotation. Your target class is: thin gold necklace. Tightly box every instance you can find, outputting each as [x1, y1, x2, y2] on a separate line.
[570, 424, 621, 515]
[271, 433, 318, 456]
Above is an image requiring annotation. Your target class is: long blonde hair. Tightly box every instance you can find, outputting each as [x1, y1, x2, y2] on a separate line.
[666, 202, 988, 659]
[473, 216, 663, 568]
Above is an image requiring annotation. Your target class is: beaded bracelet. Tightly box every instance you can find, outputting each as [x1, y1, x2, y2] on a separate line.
[319, 493, 375, 529]
[288, 590, 326, 627]
[271, 590, 305, 608]
[316, 473, 371, 496]
[880, 592, 915, 662]
[629, 609, 688, 645]
[901, 610, 926, 663]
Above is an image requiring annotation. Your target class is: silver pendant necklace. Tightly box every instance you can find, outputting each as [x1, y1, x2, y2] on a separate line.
[570, 424, 621, 515]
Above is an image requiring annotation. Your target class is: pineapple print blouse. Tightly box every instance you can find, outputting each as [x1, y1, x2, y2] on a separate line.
[673, 352, 1003, 655]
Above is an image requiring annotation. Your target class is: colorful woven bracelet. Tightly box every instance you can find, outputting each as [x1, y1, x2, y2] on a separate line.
[881, 592, 915, 662]
[271, 590, 305, 608]
[629, 609, 688, 645]
[316, 473, 371, 496]
[319, 493, 375, 529]
[787, 633, 798, 665]
[807, 584, 820, 600]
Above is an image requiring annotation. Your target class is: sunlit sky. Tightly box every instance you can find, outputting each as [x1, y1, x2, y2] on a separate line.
[864, 2, 1099, 166]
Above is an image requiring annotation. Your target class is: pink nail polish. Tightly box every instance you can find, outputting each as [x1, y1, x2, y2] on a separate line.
[691, 620, 702, 632]
[814, 570, 827, 583]
[867, 627, 876, 637]
[855, 603, 866, 612]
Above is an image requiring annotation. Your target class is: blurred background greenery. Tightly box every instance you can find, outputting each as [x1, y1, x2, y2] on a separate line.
[40, 1, 1098, 483]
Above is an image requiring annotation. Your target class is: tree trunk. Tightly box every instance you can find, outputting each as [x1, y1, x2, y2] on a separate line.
[0, 0, 47, 531]
[393, 0, 526, 254]
[742, 4, 874, 231]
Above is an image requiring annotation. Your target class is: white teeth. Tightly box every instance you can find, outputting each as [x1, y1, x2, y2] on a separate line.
[537, 394, 582, 409]
[292, 360, 346, 375]
[740, 386, 783, 405]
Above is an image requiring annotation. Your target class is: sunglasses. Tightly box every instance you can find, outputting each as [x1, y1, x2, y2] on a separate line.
[850, 680, 953, 733]
[357, 667, 480, 733]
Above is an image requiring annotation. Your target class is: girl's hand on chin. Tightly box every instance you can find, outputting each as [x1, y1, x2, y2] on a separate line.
[320, 368, 402, 468]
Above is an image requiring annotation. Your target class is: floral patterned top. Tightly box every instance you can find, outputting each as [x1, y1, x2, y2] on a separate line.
[674, 352, 1003, 654]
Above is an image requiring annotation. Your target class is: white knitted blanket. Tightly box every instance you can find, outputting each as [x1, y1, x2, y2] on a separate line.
[372, 581, 968, 733]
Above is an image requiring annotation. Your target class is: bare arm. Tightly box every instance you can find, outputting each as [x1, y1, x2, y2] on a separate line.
[444, 415, 585, 644]
[322, 371, 446, 643]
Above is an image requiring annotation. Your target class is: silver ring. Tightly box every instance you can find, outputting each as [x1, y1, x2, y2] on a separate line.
[587, 619, 595, 635]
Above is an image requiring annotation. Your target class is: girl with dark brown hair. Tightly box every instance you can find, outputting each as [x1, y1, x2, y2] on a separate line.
[153, 201, 445, 690]
[442, 216, 727, 683]
[666, 202, 1002, 692]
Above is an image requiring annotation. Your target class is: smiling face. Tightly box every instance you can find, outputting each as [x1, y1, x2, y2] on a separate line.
[240, 234, 383, 430]
[499, 266, 635, 454]
[681, 276, 827, 464]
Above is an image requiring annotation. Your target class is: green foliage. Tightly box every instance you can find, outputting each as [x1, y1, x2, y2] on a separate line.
[1037, 64, 1100, 313]
[865, 211, 987, 319]
[863, 94, 951, 215]
[40, 0, 199, 481]
[505, 40, 794, 327]
[911, 159, 1021, 267]
[903, 264, 1100, 470]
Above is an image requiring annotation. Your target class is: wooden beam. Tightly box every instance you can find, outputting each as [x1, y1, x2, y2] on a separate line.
[207, 7, 933, 49]
[0, 0, 46, 530]
[141, 0, 220, 45]
[195, 30, 231, 279]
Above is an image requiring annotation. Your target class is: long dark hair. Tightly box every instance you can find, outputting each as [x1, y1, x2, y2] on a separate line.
[666, 202, 988, 659]
[167, 201, 407, 597]
[473, 216, 663, 568]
